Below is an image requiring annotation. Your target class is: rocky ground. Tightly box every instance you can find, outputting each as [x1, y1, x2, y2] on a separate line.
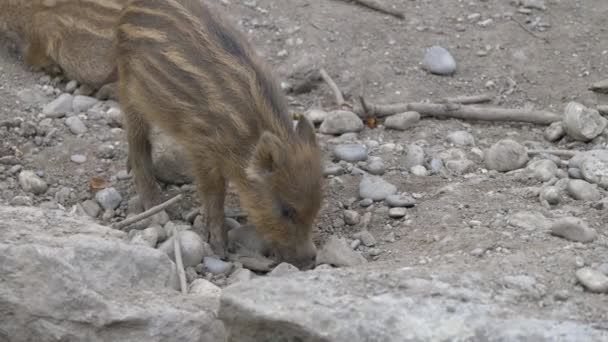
[1, 0, 608, 341]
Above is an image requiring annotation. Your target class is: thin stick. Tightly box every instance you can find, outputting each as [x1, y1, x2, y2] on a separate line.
[598, 105, 608, 115]
[510, 17, 549, 44]
[528, 149, 577, 158]
[590, 79, 608, 94]
[442, 93, 493, 105]
[173, 229, 188, 294]
[354, 100, 561, 125]
[319, 68, 349, 108]
[112, 194, 183, 230]
[339, 0, 404, 20]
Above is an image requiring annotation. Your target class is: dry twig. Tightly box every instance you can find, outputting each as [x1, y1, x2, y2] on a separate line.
[590, 79, 608, 94]
[319, 68, 351, 109]
[510, 17, 549, 44]
[441, 93, 493, 104]
[112, 194, 183, 230]
[338, 0, 404, 20]
[527, 149, 577, 158]
[354, 99, 561, 125]
[173, 229, 188, 294]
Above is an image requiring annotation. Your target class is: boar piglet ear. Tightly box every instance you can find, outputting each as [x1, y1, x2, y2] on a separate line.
[246, 131, 285, 182]
[295, 116, 317, 146]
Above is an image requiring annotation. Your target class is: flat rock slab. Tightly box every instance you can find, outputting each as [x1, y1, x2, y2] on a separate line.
[0, 206, 225, 342]
[219, 268, 607, 342]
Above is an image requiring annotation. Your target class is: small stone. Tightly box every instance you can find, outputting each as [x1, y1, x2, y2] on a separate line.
[304, 109, 328, 124]
[567, 180, 601, 201]
[268, 262, 299, 277]
[324, 163, 343, 176]
[159, 230, 212, 267]
[553, 290, 570, 301]
[316, 236, 367, 267]
[343, 210, 360, 225]
[353, 230, 376, 247]
[228, 268, 254, 285]
[365, 157, 386, 175]
[526, 160, 558, 182]
[580, 157, 608, 189]
[544, 122, 565, 142]
[65, 80, 78, 93]
[385, 194, 416, 208]
[95, 187, 123, 210]
[575, 256, 585, 268]
[318, 110, 364, 135]
[116, 170, 131, 180]
[470, 248, 485, 257]
[65, 116, 87, 134]
[550, 217, 597, 243]
[597, 263, 608, 276]
[17, 88, 47, 105]
[403, 144, 425, 168]
[18, 171, 48, 195]
[70, 154, 87, 164]
[333, 144, 368, 162]
[188, 278, 221, 299]
[72, 95, 99, 113]
[446, 159, 475, 174]
[447, 131, 475, 146]
[130, 227, 160, 248]
[101, 208, 115, 221]
[203, 257, 233, 274]
[410, 165, 428, 176]
[368, 248, 382, 257]
[81, 199, 101, 217]
[485, 139, 529, 172]
[568, 168, 583, 179]
[388, 207, 407, 219]
[10, 195, 32, 206]
[539, 186, 560, 205]
[359, 198, 373, 207]
[359, 176, 397, 201]
[429, 158, 444, 174]
[42, 93, 73, 118]
[422, 46, 457, 75]
[384, 112, 420, 131]
[575, 268, 608, 293]
[562, 101, 607, 142]
[105, 107, 123, 127]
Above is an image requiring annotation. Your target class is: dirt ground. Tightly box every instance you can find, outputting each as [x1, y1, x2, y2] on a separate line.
[1, 0, 607, 327]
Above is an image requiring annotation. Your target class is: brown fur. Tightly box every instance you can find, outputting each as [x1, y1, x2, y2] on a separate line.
[115, 0, 324, 269]
[0, 0, 127, 98]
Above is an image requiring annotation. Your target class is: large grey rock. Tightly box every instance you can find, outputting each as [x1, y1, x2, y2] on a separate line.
[18, 170, 48, 195]
[562, 101, 607, 142]
[219, 267, 607, 342]
[359, 176, 397, 201]
[485, 139, 528, 172]
[42, 93, 74, 118]
[318, 110, 364, 135]
[422, 46, 457, 75]
[0, 206, 226, 342]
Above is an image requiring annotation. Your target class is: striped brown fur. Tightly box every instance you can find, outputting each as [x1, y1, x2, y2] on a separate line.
[116, 0, 323, 269]
[0, 0, 127, 97]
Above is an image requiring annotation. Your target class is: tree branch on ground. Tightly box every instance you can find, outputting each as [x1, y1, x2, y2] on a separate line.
[353, 99, 562, 125]
[337, 0, 404, 20]
[112, 194, 183, 230]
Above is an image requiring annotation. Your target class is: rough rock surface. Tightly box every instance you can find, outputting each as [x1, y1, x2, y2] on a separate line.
[220, 267, 607, 342]
[0, 206, 225, 342]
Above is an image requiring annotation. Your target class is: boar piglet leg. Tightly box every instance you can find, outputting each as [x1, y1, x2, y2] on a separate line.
[194, 162, 228, 258]
[122, 106, 161, 210]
